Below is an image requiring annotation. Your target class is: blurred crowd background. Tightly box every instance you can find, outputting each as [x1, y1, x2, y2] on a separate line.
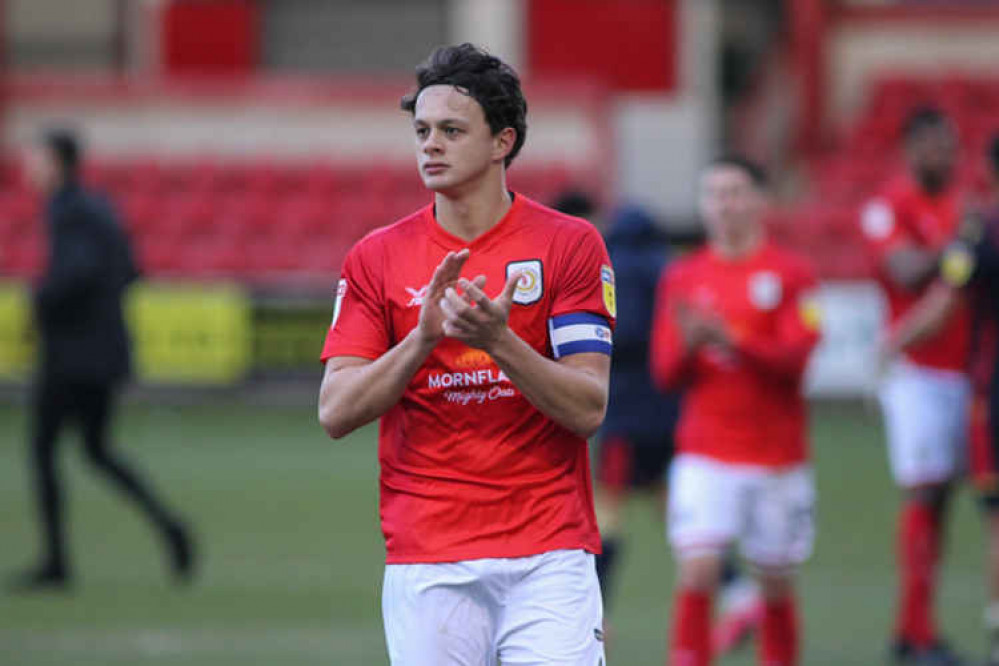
[1, 0, 996, 396]
[1, 2, 998, 665]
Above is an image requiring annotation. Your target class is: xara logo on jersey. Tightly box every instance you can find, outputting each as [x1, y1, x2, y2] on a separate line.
[406, 285, 429, 307]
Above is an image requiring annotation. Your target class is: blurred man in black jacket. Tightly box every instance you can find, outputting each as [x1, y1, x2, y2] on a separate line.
[10, 129, 193, 591]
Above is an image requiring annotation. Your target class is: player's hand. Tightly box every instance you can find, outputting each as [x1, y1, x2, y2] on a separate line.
[697, 310, 734, 352]
[675, 302, 731, 351]
[439, 271, 522, 351]
[875, 332, 900, 381]
[673, 302, 705, 348]
[417, 249, 470, 345]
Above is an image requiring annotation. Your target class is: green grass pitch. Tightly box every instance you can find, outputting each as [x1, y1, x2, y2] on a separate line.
[0, 399, 986, 665]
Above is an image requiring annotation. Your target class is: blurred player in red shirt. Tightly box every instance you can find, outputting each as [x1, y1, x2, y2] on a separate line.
[884, 134, 999, 666]
[651, 156, 821, 666]
[860, 108, 969, 666]
[317, 44, 615, 665]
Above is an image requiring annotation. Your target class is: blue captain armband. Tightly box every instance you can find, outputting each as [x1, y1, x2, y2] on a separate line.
[548, 313, 613, 360]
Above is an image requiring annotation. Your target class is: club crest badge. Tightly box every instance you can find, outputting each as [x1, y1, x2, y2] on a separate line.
[506, 259, 543, 305]
[861, 199, 895, 240]
[748, 271, 782, 311]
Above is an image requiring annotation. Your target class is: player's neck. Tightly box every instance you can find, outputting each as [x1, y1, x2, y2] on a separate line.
[712, 228, 764, 261]
[433, 174, 512, 242]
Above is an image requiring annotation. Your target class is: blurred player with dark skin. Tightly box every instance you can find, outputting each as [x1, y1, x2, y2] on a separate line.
[9, 129, 193, 591]
[861, 108, 969, 666]
[884, 134, 999, 666]
[652, 157, 821, 666]
[318, 44, 615, 665]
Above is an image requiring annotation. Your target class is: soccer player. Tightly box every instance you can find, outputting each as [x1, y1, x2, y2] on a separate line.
[860, 107, 969, 665]
[883, 133, 999, 666]
[572, 198, 759, 654]
[651, 156, 821, 666]
[317, 44, 614, 665]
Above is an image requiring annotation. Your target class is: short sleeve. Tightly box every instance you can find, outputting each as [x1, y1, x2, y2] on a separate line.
[319, 242, 391, 363]
[550, 224, 617, 326]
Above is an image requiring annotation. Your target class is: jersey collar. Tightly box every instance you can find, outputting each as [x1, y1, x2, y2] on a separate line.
[424, 192, 523, 251]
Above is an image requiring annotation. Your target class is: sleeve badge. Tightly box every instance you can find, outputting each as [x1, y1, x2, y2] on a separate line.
[331, 278, 347, 328]
[601, 265, 617, 318]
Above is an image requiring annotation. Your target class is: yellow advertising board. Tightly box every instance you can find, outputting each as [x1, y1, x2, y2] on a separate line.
[0, 281, 35, 381]
[126, 283, 251, 384]
[0, 281, 251, 385]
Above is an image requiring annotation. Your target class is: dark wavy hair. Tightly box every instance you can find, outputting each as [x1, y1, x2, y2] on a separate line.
[903, 106, 951, 141]
[401, 43, 528, 167]
[42, 127, 81, 179]
[708, 154, 769, 189]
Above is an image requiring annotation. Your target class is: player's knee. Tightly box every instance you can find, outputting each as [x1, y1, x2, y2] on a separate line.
[677, 554, 723, 592]
[82, 441, 111, 467]
[984, 505, 999, 537]
[905, 482, 949, 507]
[754, 568, 795, 601]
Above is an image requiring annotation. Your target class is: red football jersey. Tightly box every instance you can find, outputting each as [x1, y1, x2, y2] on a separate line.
[650, 242, 820, 468]
[321, 194, 615, 564]
[861, 176, 971, 372]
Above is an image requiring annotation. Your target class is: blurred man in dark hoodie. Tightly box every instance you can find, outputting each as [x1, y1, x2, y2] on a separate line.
[9, 129, 194, 592]
[551, 194, 678, 607]
[591, 204, 680, 606]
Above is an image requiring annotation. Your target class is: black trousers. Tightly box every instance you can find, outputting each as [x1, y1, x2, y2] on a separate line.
[30, 377, 176, 572]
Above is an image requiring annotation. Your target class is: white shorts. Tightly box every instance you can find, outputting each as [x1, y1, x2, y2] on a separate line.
[667, 454, 816, 569]
[879, 361, 971, 487]
[382, 549, 606, 666]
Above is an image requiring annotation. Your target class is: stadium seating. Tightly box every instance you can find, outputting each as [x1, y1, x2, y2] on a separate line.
[8, 75, 991, 282]
[0, 158, 574, 281]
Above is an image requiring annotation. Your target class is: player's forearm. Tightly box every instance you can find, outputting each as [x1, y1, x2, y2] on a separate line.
[734, 334, 816, 381]
[488, 328, 608, 439]
[319, 330, 435, 439]
[650, 323, 696, 391]
[887, 283, 958, 354]
[885, 248, 940, 292]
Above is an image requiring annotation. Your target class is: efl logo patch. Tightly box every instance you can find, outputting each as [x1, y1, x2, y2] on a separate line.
[507, 259, 543, 305]
[798, 290, 823, 331]
[940, 243, 975, 288]
[331, 279, 347, 328]
[748, 271, 782, 311]
[601, 265, 616, 318]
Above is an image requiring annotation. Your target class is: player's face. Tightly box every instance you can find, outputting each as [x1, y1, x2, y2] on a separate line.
[24, 145, 58, 194]
[412, 85, 507, 194]
[699, 166, 765, 244]
[907, 124, 957, 193]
